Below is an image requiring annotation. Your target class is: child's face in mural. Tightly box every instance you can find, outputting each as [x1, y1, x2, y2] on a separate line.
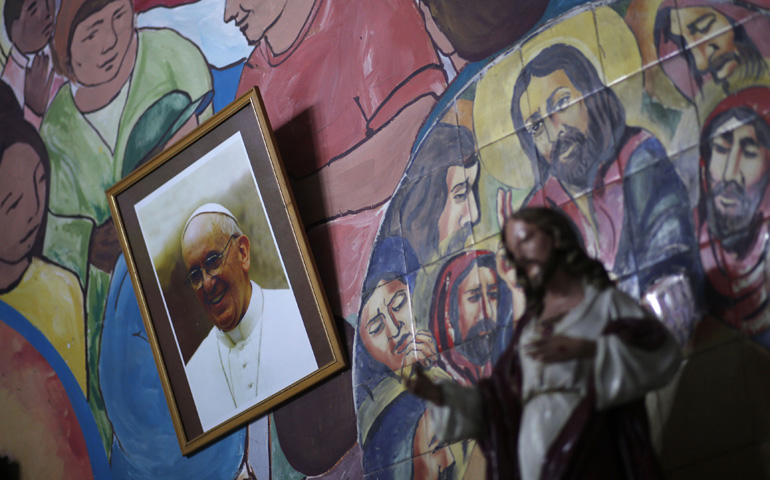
[456, 264, 498, 342]
[0, 143, 47, 264]
[438, 162, 479, 245]
[68, 0, 134, 87]
[707, 119, 770, 237]
[671, 7, 739, 86]
[10, 0, 55, 54]
[223, 0, 288, 45]
[520, 69, 593, 187]
[359, 278, 413, 372]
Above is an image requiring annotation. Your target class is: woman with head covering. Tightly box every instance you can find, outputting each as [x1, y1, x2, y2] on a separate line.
[430, 250, 513, 387]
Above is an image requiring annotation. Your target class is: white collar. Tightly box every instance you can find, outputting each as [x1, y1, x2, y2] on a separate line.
[216, 281, 264, 346]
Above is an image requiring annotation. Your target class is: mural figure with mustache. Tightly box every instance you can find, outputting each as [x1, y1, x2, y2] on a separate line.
[654, 0, 770, 102]
[697, 87, 770, 345]
[512, 44, 698, 301]
[429, 250, 512, 387]
[407, 207, 682, 480]
[181, 203, 317, 430]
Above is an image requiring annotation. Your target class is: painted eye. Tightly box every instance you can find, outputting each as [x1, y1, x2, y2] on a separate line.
[390, 291, 407, 312]
[712, 142, 729, 155]
[529, 120, 543, 136]
[367, 313, 386, 336]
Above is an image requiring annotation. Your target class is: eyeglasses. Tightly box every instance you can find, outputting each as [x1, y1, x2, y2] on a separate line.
[186, 234, 239, 290]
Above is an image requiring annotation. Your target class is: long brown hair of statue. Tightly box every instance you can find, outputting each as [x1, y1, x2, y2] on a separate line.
[505, 207, 613, 317]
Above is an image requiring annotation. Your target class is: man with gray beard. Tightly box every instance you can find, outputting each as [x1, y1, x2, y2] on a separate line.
[698, 87, 770, 344]
[511, 43, 698, 302]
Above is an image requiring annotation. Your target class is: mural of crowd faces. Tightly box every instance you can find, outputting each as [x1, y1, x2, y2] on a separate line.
[9, 0, 770, 478]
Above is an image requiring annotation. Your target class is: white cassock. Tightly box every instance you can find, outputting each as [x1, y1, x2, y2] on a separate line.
[186, 281, 318, 431]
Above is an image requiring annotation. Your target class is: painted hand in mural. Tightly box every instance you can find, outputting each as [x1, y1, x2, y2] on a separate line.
[24, 52, 54, 117]
[497, 187, 515, 232]
[403, 364, 444, 406]
[405, 329, 438, 370]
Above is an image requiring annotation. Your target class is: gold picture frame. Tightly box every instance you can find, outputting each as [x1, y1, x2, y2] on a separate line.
[106, 87, 346, 454]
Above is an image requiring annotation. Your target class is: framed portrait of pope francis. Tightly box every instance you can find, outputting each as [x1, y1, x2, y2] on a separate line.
[106, 87, 346, 454]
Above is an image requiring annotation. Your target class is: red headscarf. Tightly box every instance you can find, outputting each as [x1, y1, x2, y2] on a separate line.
[430, 250, 497, 385]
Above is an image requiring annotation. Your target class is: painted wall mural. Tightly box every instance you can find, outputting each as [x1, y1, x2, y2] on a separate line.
[2, 0, 770, 478]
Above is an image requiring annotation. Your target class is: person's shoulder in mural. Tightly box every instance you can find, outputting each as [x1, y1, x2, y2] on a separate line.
[415, 0, 548, 80]
[654, 0, 770, 102]
[226, 0, 446, 221]
[407, 207, 682, 480]
[508, 43, 698, 322]
[0, 113, 87, 394]
[99, 255, 246, 479]
[1, 0, 66, 128]
[181, 203, 317, 430]
[696, 86, 770, 346]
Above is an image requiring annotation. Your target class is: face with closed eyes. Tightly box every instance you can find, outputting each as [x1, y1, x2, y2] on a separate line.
[0, 143, 47, 264]
[359, 278, 414, 372]
[671, 7, 739, 86]
[223, 0, 287, 45]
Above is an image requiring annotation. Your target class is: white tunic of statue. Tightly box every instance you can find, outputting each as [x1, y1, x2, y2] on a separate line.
[432, 284, 681, 480]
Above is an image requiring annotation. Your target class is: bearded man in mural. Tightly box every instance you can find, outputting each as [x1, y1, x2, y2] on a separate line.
[697, 86, 770, 346]
[430, 250, 512, 387]
[512, 43, 699, 306]
[654, 0, 770, 102]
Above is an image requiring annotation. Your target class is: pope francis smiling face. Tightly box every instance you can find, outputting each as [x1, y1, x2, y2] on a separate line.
[182, 211, 252, 332]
